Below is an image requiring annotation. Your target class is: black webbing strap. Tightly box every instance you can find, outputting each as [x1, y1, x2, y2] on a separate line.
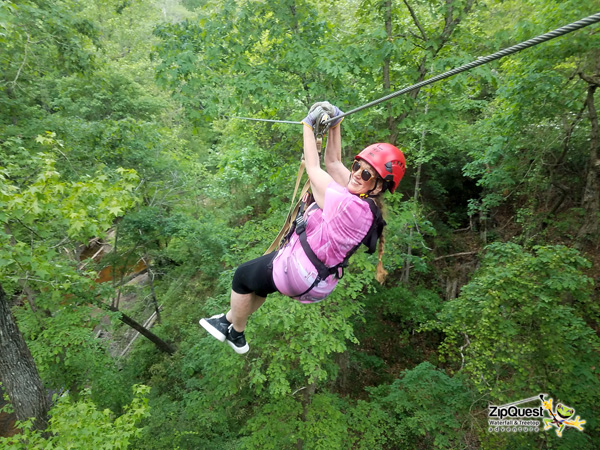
[290, 197, 384, 299]
[362, 198, 386, 254]
[293, 230, 340, 299]
[297, 230, 338, 281]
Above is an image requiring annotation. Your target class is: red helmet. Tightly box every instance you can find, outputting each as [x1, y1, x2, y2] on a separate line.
[355, 143, 406, 193]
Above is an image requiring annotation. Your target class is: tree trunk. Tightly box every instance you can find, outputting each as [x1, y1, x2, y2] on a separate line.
[107, 305, 175, 355]
[383, 0, 394, 135]
[402, 100, 428, 283]
[0, 284, 50, 432]
[577, 81, 600, 242]
[144, 255, 161, 324]
[296, 381, 317, 450]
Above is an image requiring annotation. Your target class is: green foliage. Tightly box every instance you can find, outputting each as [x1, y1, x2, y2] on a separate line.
[384, 195, 437, 275]
[344, 398, 391, 450]
[459, 0, 600, 233]
[241, 397, 302, 450]
[241, 393, 391, 450]
[1, 133, 139, 242]
[430, 242, 600, 445]
[380, 283, 443, 328]
[0, 385, 150, 450]
[129, 371, 242, 450]
[0, 134, 140, 397]
[1, 0, 99, 135]
[433, 243, 599, 392]
[152, 0, 335, 123]
[2, 0, 600, 448]
[0, 136, 138, 297]
[247, 295, 361, 395]
[0, 135, 139, 297]
[369, 362, 473, 449]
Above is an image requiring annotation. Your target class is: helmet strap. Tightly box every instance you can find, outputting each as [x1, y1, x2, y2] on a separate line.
[363, 179, 381, 198]
[348, 175, 382, 198]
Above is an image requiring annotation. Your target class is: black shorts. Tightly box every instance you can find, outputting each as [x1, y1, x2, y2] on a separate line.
[231, 251, 279, 298]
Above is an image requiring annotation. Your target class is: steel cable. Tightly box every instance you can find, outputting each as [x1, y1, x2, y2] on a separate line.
[229, 13, 600, 126]
[231, 116, 302, 125]
[323, 12, 600, 125]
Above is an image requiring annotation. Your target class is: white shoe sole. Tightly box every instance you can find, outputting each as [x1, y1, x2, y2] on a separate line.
[199, 318, 227, 342]
[226, 339, 249, 354]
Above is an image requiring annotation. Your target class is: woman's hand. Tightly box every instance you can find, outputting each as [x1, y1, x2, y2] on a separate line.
[301, 101, 344, 134]
[302, 101, 346, 207]
[301, 103, 328, 130]
[323, 102, 344, 129]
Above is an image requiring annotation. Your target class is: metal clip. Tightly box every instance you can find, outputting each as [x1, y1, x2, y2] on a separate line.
[295, 213, 307, 235]
[314, 112, 331, 138]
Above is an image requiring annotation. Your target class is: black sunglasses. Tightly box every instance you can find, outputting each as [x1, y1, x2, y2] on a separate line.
[352, 160, 376, 182]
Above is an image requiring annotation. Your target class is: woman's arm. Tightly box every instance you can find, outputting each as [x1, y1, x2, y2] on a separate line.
[324, 125, 351, 186]
[303, 124, 333, 209]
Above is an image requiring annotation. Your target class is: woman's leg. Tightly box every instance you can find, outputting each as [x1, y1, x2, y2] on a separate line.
[200, 252, 276, 354]
[226, 290, 266, 332]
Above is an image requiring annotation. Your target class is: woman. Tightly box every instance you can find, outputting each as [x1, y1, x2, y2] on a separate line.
[200, 102, 405, 354]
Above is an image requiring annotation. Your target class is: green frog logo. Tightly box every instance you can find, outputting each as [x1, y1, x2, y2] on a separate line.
[540, 395, 586, 437]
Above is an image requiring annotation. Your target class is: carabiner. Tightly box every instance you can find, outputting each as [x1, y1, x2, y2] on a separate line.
[314, 112, 331, 138]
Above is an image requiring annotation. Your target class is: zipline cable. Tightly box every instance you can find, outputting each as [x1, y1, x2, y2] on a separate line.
[253, 12, 600, 255]
[231, 116, 302, 125]
[323, 11, 600, 125]
[231, 12, 600, 126]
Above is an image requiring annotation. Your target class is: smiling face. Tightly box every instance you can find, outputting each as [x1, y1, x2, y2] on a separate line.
[556, 404, 574, 419]
[347, 160, 382, 196]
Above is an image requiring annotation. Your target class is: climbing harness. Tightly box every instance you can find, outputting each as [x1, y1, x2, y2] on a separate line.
[284, 192, 386, 298]
[263, 110, 387, 297]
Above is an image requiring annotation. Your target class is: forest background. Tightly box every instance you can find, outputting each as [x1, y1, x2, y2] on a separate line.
[1, 0, 599, 449]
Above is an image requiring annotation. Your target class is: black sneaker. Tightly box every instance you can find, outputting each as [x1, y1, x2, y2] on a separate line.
[199, 313, 229, 342]
[226, 325, 249, 354]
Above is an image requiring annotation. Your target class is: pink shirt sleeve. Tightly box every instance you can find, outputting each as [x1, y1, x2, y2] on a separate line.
[272, 181, 374, 301]
[321, 181, 373, 256]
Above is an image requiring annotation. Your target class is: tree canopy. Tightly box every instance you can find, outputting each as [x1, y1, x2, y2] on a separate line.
[1, 0, 599, 448]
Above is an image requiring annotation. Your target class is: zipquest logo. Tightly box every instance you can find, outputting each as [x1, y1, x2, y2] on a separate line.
[488, 394, 586, 437]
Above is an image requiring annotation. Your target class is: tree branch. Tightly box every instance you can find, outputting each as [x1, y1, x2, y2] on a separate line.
[3, 225, 51, 317]
[9, 33, 31, 87]
[555, 102, 587, 167]
[402, 0, 428, 41]
[391, 0, 475, 141]
[434, 251, 478, 261]
[434, 0, 475, 58]
[579, 72, 600, 87]
[107, 304, 175, 355]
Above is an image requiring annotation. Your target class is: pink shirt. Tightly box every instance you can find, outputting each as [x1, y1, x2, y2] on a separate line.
[272, 181, 374, 303]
